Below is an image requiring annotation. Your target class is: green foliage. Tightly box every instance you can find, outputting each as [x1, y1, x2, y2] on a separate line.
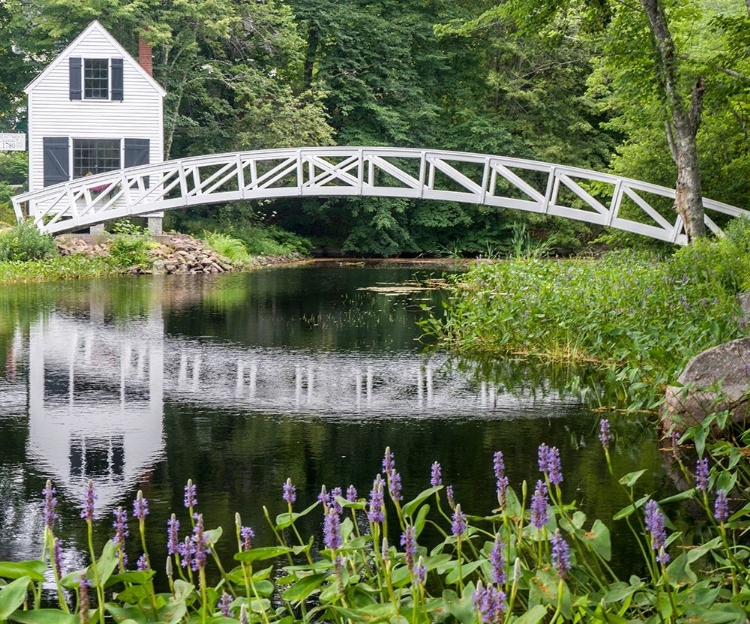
[4, 439, 749, 622]
[0, 221, 57, 262]
[424, 233, 749, 409]
[107, 226, 155, 269]
[201, 231, 249, 263]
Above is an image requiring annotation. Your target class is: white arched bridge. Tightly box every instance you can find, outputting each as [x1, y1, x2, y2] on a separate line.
[12, 146, 749, 244]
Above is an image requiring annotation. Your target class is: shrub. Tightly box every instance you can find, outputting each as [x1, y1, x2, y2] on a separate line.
[108, 223, 155, 269]
[0, 220, 58, 262]
[202, 231, 249, 263]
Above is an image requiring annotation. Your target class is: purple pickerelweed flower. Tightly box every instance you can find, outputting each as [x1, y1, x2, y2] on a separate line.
[179, 536, 195, 570]
[137, 554, 149, 571]
[80, 480, 96, 522]
[446, 485, 456, 510]
[550, 529, 571, 578]
[133, 491, 149, 521]
[599, 419, 612, 450]
[78, 574, 90, 616]
[715, 490, 729, 523]
[217, 592, 234, 617]
[318, 485, 331, 509]
[324, 508, 342, 550]
[695, 458, 709, 492]
[53, 538, 63, 578]
[451, 504, 467, 537]
[42, 481, 58, 532]
[546, 446, 563, 485]
[184, 479, 197, 509]
[644, 500, 669, 564]
[113, 507, 129, 546]
[431, 461, 442, 487]
[490, 537, 506, 585]
[367, 476, 385, 523]
[389, 469, 403, 501]
[240, 526, 255, 551]
[382, 447, 395, 474]
[414, 555, 427, 585]
[400, 525, 417, 571]
[283, 478, 296, 505]
[191, 514, 211, 571]
[330, 487, 343, 514]
[472, 582, 506, 624]
[346, 485, 358, 502]
[538, 443, 550, 473]
[167, 514, 180, 556]
[530, 480, 549, 529]
[493, 452, 509, 509]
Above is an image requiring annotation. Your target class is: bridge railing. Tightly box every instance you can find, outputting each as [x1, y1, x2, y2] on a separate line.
[12, 147, 749, 243]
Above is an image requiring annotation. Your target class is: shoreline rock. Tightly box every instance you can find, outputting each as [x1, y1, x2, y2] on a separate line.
[56, 232, 303, 275]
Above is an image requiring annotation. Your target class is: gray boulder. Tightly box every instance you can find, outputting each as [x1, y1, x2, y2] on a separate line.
[662, 337, 750, 433]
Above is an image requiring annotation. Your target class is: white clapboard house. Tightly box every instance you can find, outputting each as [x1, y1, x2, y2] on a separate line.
[25, 21, 165, 232]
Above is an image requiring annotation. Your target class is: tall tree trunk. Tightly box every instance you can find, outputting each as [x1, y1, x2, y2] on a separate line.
[640, 0, 706, 240]
[303, 24, 319, 89]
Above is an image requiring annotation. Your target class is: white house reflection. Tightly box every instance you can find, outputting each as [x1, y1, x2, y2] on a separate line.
[27, 299, 164, 513]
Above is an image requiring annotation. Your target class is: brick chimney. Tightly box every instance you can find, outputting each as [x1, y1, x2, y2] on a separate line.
[138, 35, 153, 76]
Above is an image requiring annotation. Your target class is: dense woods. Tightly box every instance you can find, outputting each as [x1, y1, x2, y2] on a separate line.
[1, 0, 748, 254]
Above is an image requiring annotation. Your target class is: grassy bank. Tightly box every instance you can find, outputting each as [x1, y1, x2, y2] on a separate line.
[422, 219, 750, 410]
[0, 221, 308, 285]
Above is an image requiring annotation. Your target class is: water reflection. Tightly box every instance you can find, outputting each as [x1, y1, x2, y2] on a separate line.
[0, 266, 666, 571]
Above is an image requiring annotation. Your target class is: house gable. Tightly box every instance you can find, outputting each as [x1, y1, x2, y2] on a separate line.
[25, 21, 166, 98]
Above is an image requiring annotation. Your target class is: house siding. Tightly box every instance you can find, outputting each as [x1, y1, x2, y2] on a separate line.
[28, 26, 164, 193]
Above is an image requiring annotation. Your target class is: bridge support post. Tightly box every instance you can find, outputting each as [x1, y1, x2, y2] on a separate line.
[89, 224, 105, 235]
[147, 212, 164, 236]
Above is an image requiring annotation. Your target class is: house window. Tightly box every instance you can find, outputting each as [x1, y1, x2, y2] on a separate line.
[84, 59, 109, 99]
[73, 139, 121, 178]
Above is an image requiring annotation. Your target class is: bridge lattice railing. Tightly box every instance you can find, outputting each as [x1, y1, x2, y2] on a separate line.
[11, 147, 749, 243]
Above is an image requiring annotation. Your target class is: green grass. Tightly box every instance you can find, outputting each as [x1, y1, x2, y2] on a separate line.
[0, 254, 120, 283]
[423, 218, 750, 410]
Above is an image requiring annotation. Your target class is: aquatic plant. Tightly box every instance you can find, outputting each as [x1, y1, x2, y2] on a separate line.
[1, 441, 747, 624]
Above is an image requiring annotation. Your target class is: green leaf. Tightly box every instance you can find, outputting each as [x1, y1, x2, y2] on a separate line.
[658, 489, 697, 505]
[618, 470, 648, 488]
[613, 495, 648, 521]
[665, 553, 697, 585]
[103, 605, 147, 624]
[403, 486, 442, 518]
[442, 589, 474, 624]
[275, 501, 319, 530]
[0, 562, 45, 583]
[445, 560, 482, 585]
[206, 527, 223, 545]
[0, 577, 30, 620]
[281, 573, 327, 602]
[105, 570, 154, 588]
[602, 583, 641, 605]
[234, 546, 292, 563]
[173, 580, 195, 602]
[414, 503, 431, 537]
[580, 520, 611, 561]
[159, 600, 187, 624]
[680, 604, 747, 624]
[95, 541, 119, 588]
[513, 605, 548, 624]
[9, 610, 78, 624]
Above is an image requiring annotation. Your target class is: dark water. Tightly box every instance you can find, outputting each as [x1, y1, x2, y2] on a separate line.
[0, 263, 669, 576]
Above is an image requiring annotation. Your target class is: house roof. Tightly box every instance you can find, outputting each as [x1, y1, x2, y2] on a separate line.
[24, 20, 166, 97]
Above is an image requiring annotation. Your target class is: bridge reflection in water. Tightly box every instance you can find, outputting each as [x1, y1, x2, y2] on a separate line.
[21, 279, 575, 514]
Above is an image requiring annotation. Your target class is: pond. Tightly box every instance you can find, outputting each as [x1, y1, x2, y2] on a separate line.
[0, 262, 670, 576]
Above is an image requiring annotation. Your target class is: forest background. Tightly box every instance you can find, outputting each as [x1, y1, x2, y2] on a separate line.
[0, 0, 748, 256]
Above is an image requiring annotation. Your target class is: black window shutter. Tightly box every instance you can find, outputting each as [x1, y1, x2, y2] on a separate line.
[124, 138, 150, 188]
[69, 57, 82, 100]
[43, 137, 70, 187]
[111, 58, 123, 101]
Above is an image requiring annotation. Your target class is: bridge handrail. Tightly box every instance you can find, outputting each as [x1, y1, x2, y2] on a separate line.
[12, 146, 750, 242]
